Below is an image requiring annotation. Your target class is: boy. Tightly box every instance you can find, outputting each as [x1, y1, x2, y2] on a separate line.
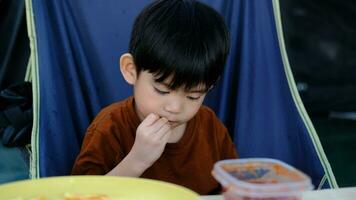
[72, 0, 238, 195]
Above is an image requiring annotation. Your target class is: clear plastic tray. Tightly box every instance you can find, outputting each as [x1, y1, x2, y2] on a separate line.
[212, 158, 314, 200]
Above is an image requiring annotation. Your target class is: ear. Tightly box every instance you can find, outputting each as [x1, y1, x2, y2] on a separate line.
[120, 53, 137, 85]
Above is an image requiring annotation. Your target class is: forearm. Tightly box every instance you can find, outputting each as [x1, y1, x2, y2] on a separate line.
[105, 153, 150, 177]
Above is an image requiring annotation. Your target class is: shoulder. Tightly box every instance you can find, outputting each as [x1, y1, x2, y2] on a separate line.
[192, 105, 238, 159]
[194, 105, 228, 134]
[95, 98, 130, 120]
[196, 105, 222, 124]
[197, 105, 215, 116]
[88, 97, 134, 133]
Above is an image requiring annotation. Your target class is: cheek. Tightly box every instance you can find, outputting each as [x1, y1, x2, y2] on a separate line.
[138, 99, 157, 113]
[184, 100, 204, 119]
[134, 89, 160, 118]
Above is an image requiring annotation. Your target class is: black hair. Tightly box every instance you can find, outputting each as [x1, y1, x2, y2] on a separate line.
[129, 0, 230, 91]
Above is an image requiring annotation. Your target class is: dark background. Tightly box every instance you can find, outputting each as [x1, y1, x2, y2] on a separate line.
[280, 0, 356, 187]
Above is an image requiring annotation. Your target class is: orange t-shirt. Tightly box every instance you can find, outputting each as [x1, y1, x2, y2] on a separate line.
[72, 97, 238, 195]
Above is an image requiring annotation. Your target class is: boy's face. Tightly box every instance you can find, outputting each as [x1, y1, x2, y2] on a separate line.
[133, 71, 207, 128]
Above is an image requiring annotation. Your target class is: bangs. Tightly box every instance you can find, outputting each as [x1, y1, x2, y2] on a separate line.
[149, 40, 220, 91]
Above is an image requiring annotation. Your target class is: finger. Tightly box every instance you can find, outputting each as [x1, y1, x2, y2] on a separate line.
[140, 113, 159, 127]
[149, 117, 169, 133]
[154, 123, 171, 140]
[160, 128, 172, 143]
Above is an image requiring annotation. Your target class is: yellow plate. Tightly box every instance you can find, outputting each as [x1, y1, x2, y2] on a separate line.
[0, 176, 200, 200]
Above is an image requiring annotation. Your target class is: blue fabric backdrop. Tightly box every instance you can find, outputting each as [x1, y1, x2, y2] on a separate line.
[30, 0, 333, 187]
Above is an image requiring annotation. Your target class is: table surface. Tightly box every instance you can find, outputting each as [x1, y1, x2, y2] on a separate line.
[200, 187, 356, 200]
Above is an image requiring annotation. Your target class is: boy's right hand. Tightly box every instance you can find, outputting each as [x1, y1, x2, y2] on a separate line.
[128, 113, 172, 170]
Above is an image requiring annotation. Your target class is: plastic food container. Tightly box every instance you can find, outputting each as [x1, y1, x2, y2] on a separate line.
[212, 158, 314, 200]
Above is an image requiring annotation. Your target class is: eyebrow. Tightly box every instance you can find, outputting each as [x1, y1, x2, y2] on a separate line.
[158, 82, 207, 93]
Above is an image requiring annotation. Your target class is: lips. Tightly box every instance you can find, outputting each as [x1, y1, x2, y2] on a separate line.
[167, 120, 178, 126]
[159, 116, 175, 122]
[158, 115, 178, 125]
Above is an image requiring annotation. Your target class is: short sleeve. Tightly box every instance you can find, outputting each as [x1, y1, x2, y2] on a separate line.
[71, 125, 123, 175]
[219, 127, 239, 160]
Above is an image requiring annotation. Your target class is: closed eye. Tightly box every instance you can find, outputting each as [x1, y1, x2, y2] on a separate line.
[154, 87, 170, 95]
[187, 96, 201, 100]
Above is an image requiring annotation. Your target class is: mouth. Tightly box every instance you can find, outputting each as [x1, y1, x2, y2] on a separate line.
[168, 120, 178, 126]
[158, 115, 178, 126]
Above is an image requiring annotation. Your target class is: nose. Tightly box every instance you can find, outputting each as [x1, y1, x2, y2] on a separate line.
[163, 98, 183, 114]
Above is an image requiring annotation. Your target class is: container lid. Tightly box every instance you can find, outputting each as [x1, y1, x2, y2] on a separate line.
[212, 158, 314, 198]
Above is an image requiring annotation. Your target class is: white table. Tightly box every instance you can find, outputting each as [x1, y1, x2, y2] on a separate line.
[200, 187, 356, 200]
